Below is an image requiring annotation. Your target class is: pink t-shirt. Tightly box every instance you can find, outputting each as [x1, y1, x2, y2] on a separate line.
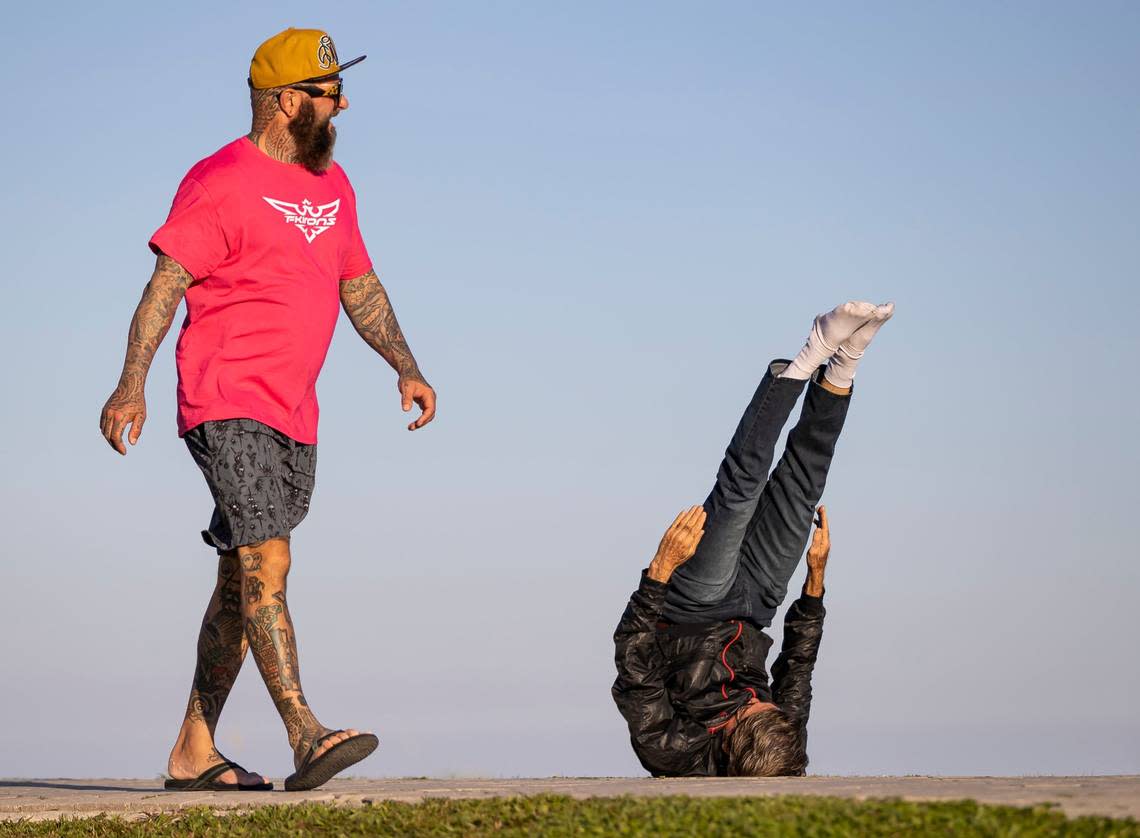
[150, 138, 372, 443]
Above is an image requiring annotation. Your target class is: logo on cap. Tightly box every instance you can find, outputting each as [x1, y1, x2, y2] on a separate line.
[249, 27, 365, 89]
[317, 35, 338, 70]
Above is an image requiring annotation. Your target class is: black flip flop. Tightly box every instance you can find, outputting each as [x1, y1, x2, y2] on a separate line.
[164, 759, 273, 791]
[284, 730, 379, 791]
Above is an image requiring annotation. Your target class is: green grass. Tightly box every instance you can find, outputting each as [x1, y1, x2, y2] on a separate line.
[3, 795, 1138, 837]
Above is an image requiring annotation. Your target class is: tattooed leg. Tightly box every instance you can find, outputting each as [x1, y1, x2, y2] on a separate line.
[167, 552, 267, 786]
[238, 538, 364, 769]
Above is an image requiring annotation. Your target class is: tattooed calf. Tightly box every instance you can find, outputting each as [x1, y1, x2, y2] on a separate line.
[247, 602, 301, 693]
[186, 604, 246, 726]
[254, 603, 282, 631]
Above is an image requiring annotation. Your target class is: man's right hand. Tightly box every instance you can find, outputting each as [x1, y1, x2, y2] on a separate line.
[98, 254, 193, 456]
[803, 505, 830, 597]
[647, 505, 706, 584]
[100, 385, 147, 455]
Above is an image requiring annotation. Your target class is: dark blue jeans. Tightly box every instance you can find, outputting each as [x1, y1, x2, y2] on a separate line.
[661, 361, 851, 627]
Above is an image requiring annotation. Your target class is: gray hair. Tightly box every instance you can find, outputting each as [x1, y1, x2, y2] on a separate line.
[725, 707, 807, 776]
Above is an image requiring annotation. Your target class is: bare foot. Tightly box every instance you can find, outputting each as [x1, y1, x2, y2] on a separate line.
[295, 727, 370, 768]
[169, 729, 267, 787]
[284, 725, 379, 791]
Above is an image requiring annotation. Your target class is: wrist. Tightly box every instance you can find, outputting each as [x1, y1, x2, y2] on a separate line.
[647, 557, 671, 584]
[802, 572, 825, 598]
[116, 372, 147, 395]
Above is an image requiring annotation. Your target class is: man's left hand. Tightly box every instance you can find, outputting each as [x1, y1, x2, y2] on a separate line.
[400, 377, 437, 431]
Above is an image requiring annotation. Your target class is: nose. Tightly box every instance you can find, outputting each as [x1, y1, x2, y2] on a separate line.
[336, 94, 349, 112]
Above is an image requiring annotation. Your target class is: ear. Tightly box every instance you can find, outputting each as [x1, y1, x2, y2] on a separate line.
[277, 88, 301, 119]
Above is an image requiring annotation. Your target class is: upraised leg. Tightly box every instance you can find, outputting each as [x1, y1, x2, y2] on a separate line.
[735, 374, 852, 621]
[661, 302, 886, 623]
[662, 362, 806, 615]
[738, 302, 893, 619]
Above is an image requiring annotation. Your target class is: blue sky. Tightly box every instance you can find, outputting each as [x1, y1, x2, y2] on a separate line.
[1, 1, 1137, 779]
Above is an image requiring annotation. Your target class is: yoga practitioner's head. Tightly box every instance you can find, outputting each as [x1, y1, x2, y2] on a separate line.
[724, 703, 807, 776]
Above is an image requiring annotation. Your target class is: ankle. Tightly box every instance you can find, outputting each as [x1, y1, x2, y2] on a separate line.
[173, 718, 216, 753]
[275, 696, 325, 753]
[293, 723, 333, 757]
[168, 739, 220, 775]
[819, 374, 852, 396]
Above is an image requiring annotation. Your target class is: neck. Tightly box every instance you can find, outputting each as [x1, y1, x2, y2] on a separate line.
[248, 122, 298, 165]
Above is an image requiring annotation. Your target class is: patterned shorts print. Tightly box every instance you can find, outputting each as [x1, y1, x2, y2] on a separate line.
[184, 418, 317, 552]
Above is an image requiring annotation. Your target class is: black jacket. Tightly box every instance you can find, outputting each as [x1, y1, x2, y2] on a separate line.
[612, 572, 825, 776]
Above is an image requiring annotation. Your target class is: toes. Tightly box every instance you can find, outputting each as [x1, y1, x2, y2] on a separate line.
[314, 729, 362, 758]
[840, 301, 877, 318]
[315, 732, 343, 758]
[301, 726, 371, 766]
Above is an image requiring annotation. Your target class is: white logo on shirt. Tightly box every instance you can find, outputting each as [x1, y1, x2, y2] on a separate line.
[263, 197, 341, 243]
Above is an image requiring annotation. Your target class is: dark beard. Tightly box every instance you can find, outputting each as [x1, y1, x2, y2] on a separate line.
[288, 97, 337, 174]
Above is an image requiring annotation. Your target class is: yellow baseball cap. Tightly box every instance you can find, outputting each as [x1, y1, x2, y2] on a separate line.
[249, 28, 366, 89]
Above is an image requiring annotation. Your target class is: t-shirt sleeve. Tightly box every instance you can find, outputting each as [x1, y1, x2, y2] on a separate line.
[149, 176, 227, 281]
[339, 180, 373, 281]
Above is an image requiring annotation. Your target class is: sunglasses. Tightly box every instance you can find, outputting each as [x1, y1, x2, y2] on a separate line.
[286, 80, 344, 103]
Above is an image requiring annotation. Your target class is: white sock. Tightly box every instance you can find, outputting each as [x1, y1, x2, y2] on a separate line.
[780, 301, 878, 380]
[823, 302, 895, 389]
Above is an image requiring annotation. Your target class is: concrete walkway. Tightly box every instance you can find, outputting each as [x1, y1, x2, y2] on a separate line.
[1, 776, 1138, 823]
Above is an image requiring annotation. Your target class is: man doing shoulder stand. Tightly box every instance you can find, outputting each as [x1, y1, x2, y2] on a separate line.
[99, 29, 436, 791]
[613, 301, 893, 776]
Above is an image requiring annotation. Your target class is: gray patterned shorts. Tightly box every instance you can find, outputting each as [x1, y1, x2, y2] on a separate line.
[184, 419, 317, 552]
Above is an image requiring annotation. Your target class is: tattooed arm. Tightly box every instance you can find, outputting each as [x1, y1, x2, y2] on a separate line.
[99, 253, 194, 454]
[340, 269, 437, 430]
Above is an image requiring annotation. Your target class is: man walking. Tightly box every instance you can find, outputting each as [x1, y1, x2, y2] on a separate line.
[613, 302, 892, 776]
[99, 28, 436, 791]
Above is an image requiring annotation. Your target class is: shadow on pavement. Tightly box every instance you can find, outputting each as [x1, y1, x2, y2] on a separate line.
[0, 781, 161, 792]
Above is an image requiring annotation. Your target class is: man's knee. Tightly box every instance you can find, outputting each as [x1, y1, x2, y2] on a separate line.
[237, 538, 291, 579]
[215, 551, 242, 590]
